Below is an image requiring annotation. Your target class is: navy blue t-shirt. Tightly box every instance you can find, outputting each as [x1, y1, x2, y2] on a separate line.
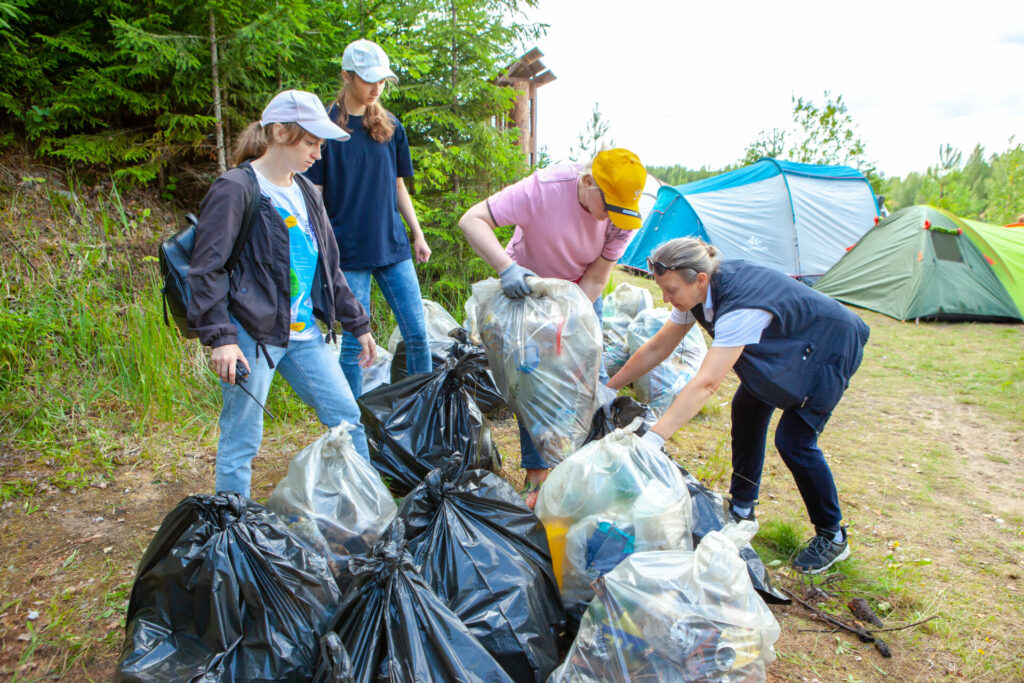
[305, 105, 415, 270]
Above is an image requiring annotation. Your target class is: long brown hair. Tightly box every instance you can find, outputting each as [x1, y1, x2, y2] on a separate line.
[333, 74, 396, 144]
[231, 121, 306, 167]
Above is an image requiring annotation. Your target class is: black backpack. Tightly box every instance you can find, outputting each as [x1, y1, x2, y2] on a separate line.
[159, 166, 260, 338]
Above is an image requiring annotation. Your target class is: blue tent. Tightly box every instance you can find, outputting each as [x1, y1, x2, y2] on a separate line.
[620, 159, 879, 279]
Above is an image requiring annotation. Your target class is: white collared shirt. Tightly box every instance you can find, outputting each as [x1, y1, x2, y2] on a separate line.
[668, 286, 772, 347]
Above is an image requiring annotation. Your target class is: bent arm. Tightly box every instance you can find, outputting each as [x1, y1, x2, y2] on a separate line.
[608, 319, 690, 389]
[648, 344, 745, 439]
[458, 200, 514, 273]
[578, 256, 616, 303]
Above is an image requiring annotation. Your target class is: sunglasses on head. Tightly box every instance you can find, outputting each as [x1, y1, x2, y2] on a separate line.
[647, 258, 687, 276]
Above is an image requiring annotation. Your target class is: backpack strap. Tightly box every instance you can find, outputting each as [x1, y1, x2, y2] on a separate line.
[225, 163, 261, 272]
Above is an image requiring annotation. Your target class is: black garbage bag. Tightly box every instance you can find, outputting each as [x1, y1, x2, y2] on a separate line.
[359, 352, 502, 496]
[314, 633, 354, 682]
[116, 493, 341, 682]
[397, 465, 565, 682]
[315, 519, 514, 683]
[585, 395, 657, 443]
[584, 397, 789, 605]
[391, 328, 505, 414]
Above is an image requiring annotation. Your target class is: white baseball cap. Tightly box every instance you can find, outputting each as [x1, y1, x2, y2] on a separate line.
[342, 39, 398, 84]
[260, 90, 350, 141]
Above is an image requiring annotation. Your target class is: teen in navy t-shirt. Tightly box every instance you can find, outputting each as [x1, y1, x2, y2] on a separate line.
[306, 39, 432, 397]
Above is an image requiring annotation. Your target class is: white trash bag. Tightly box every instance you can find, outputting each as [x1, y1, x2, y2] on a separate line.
[361, 343, 392, 394]
[601, 283, 653, 377]
[387, 298, 462, 353]
[551, 521, 781, 683]
[535, 425, 693, 614]
[626, 308, 707, 416]
[470, 277, 606, 466]
[266, 423, 397, 578]
[603, 282, 653, 321]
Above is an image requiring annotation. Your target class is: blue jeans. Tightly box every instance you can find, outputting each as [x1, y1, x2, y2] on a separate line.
[520, 297, 607, 470]
[729, 382, 843, 534]
[340, 258, 431, 397]
[216, 320, 369, 498]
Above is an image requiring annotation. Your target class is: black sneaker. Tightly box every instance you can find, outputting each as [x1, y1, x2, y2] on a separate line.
[728, 502, 756, 524]
[793, 530, 850, 574]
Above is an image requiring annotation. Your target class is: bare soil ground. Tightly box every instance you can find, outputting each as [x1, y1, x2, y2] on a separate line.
[1, 304, 1022, 681]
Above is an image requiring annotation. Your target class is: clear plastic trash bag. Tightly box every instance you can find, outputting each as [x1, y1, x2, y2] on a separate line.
[387, 298, 462, 353]
[535, 425, 693, 618]
[361, 343, 392, 394]
[551, 521, 781, 683]
[626, 308, 708, 416]
[601, 283, 654, 377]
[469, 277, 605, 466]
[266, 423, 397, 586]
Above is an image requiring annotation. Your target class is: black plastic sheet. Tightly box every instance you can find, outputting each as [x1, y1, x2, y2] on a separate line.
[585, 395, 656, 443]
[359, 353, 502, 496]
[584, 397, 790, 606]
[315, 519, 514, 683]
[116, 493, 341, 682]
[390, 328, 505, 414]
[398, 466, 565, 682]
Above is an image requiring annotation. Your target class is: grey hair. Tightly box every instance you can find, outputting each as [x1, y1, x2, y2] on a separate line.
[649, 238, 721, 283]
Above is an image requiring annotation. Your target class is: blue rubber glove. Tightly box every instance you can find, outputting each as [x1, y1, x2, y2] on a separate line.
[499, 262, 536, 298]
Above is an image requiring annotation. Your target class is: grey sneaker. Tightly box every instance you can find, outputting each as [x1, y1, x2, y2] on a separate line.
[793, 530, 850, 573]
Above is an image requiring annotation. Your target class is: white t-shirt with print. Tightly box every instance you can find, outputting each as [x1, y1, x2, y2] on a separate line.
[252, 168, 321, 341]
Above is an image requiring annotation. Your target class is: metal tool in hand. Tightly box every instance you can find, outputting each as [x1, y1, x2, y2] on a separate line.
[234, 360, 275, 419]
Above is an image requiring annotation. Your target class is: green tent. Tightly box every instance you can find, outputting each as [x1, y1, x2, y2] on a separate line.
[813, 206, 1024, 322]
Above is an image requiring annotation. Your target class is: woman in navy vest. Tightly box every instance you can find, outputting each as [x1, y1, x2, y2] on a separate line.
[608, 237, 870, 573]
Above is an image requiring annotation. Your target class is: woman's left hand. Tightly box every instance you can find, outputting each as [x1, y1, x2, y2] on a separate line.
[356, 332, 378, 368]
[413, 234, 432, 264]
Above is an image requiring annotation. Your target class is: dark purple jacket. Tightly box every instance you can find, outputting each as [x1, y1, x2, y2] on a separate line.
[187, 163, 369, 351]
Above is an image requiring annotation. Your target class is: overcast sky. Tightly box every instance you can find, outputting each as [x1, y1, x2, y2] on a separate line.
[522, 0, 1024, 178]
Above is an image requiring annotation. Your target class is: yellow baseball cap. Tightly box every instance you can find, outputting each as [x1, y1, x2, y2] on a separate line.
[592, 148, 646, 230]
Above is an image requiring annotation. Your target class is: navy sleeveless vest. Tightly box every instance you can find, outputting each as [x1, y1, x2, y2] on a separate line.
[691, 260, 870, 432]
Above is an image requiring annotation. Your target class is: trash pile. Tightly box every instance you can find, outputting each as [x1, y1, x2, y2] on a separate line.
[626, 307, 707, 416]
[469, 277, 608, 466]
[265, 423, 397, 586]
[535, 424, 695, 625]
[551, 521, 781, 682]
[600, 283, 654, 377]
[119, 293, 788, 682]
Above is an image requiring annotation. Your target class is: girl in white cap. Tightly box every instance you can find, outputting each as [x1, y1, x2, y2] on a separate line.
[188, 89, 377, 497]
[307, 39, 433, 397]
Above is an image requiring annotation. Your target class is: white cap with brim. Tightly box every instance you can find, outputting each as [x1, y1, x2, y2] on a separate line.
[260, 89, 350, 141]
[342, 39, 398, 84]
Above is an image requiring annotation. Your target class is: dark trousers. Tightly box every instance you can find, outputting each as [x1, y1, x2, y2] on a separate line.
[729, 382, 843, 534]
